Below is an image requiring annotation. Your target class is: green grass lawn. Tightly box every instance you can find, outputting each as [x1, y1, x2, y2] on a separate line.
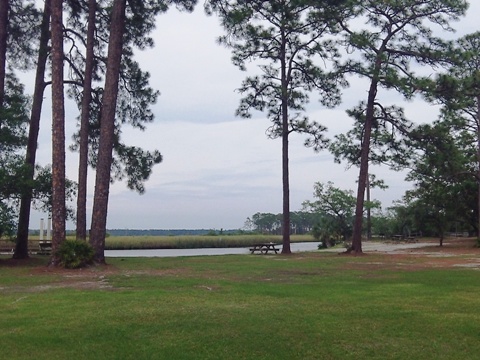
[1, 251, 479, 359]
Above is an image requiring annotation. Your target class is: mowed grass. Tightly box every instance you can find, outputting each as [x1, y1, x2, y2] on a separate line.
[0, 251, 479, 360]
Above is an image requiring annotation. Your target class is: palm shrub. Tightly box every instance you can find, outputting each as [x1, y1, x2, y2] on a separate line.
[313, 225, 339, 249]
[56, 240, 94, 268]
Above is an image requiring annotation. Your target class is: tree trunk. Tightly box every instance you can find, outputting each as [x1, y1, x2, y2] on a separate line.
[366, 174, 371, 240]
[0, 0, 8, 108]
[281, 115, 291, 254]
[76, 0, 96, 241]
[13, 0, 51, 259]
[350, 79, 378, 254]
[280, 28, 291, 254]
[476, 95, 480, 240]
[50, 0, 66, 266]
[89, 0, 126, 264]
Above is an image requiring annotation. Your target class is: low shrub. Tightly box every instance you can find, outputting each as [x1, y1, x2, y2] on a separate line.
[56, 240, 94, 269]
[313, 226, 339, 249]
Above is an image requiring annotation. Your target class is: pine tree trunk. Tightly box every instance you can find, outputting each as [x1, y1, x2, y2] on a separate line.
[280, 28, 291, 254]
[350, 79, 378, 254]
[76, 0, 96, 241]
[0, 0, 8, 108]
[89, 0, 126, 264]
[281, 118, 291, 254]
[366, 174, 371, 240]
[50, 0, 66, 266]
[14, 0, 51, 259]
[476, 96, 480, 239]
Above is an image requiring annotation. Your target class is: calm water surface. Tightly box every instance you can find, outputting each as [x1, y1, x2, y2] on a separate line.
[105, 241, 320, 258]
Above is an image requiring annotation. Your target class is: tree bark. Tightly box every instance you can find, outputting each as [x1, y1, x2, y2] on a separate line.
[350, 79, 378, 254]
[476, 95, 480, 239]
[0, 0, 8, 108]
[280, 28, 291, 254]
[281, 114, 291, 254]
[76, 0, 96, 241]
[366, 174, 371, 240]
[89, 0, 126, 264]
[50, 0, 66, 265]
[14, 0, 51, 259]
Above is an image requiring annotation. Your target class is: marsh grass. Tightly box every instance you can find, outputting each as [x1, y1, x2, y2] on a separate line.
[1, 252, 479, 359]
[2, 234, 314, 252]
[103, 234, 315, 250]
[4, 234, 314, 251]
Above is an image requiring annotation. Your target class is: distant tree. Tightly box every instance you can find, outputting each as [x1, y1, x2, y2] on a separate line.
[369, 209, 396, 238]
[206, 0, 350, 253]
[303, 181, 357, 243]
[385, 202, 417, 237]
[245, 212, 281, 234]
[332, 0, 468, 254]
[365, 174, 387, 240]
[246, 211, 318, 235]
[290, 211, 317, 234]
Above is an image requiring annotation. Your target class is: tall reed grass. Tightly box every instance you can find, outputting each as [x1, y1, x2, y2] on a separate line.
[104, 234, 315, 250]
[2, 234, 315, 251]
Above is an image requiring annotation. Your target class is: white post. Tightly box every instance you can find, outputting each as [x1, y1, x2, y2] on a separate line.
[47, 216, 52, 241]
[40, 218, 44, 241]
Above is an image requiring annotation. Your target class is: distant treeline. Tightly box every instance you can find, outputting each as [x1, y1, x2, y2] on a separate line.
[104, 229, 240, 236]
[28, 229, 243, 237]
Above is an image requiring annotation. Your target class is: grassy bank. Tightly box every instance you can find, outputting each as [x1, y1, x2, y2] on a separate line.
[1, 249, 479, 359]
[103, 234, 316, 250]
[2, 234, 316, 251]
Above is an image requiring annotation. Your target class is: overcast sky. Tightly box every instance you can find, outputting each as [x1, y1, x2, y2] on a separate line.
[28, 2, 479, 230]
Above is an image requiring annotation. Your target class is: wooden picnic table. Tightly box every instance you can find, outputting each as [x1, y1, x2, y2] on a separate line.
[391, 235, 403, 241]
[249, 242, 280, 254]
[391, 235, 417, 243]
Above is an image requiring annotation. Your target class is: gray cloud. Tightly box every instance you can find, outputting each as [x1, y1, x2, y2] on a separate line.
[28, 3, 479, 230]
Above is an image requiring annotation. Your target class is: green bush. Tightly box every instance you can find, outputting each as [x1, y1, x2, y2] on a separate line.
[313, 225, 338, 249]
[56, 240, 94, 269]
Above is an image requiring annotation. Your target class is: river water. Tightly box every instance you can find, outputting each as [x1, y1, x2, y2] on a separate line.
[105, 241, 320, 258]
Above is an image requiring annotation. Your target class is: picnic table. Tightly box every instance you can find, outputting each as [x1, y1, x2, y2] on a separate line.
[391, 235, 417, 243]
[391, 235, 403, 241]
[249, 242, 280, 254]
